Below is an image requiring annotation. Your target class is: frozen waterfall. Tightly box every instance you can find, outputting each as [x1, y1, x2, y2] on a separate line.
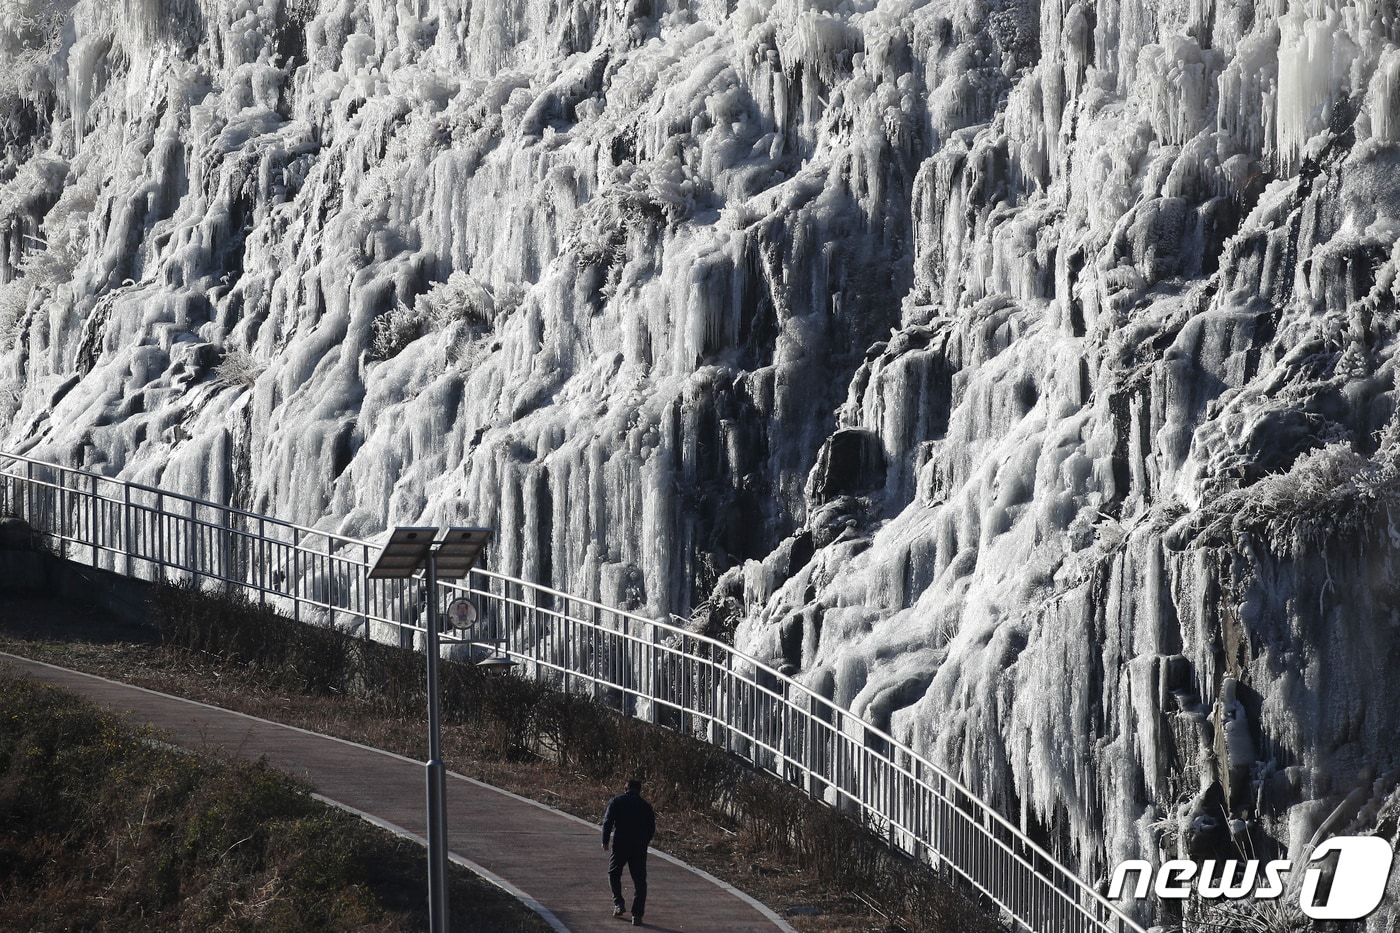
[4, 0, 1400, 925]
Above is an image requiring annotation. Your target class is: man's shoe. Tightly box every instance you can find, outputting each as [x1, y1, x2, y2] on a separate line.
[631, 918, 643, 926]
[613, 907, 626, 918]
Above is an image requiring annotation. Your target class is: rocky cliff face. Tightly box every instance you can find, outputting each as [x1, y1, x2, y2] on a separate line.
[4, 0, 1400, 920]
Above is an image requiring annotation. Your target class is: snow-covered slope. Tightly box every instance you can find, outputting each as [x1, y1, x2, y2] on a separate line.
[4, 0, 1400, 919]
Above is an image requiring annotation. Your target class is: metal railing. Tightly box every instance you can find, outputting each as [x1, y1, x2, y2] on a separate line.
[0, 451, 1147, 933]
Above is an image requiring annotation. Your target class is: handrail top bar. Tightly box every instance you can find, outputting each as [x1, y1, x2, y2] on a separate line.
[0, 450, 356, 543]
[0, 448, 1147, 933]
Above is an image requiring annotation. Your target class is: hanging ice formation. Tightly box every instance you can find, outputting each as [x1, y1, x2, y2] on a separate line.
[4, 0, 1400, 920]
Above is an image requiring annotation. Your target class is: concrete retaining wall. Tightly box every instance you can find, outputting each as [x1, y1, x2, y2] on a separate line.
[0, 518, 156, 628]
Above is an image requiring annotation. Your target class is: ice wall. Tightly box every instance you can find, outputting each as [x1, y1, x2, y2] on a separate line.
[720, 0, 1400, 920]
[5, 0, 1400, 919]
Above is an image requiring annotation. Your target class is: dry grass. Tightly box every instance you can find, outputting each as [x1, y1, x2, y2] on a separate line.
[0, 669, 550, 933]
[0, 587, 1003, 933]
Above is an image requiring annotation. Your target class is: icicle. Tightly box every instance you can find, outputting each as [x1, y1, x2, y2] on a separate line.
[1364, 45, 1400, 144]
[1134, 36, 1220, 147]
[1275, 4, 1357, 173]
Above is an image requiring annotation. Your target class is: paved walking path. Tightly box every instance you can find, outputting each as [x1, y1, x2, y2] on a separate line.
[0, 651, 794, 933]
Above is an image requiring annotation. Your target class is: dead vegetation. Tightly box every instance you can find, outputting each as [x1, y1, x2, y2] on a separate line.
[0, 669, 551, 932]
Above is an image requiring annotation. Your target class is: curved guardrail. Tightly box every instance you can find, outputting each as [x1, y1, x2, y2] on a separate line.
[0, 451, 1148, 933]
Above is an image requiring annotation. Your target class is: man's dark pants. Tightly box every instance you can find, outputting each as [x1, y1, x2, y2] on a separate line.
[608, 846, 648, 917]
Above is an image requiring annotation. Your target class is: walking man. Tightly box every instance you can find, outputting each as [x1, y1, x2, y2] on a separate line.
[602, 778, 656, 926]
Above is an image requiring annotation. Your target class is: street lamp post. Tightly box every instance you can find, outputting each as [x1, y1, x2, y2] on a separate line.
[370, 526, 493, 933]
[423, 550, 447, 933]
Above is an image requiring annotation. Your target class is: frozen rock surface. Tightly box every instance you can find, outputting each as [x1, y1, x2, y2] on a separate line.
[4, 0, 1400, 917]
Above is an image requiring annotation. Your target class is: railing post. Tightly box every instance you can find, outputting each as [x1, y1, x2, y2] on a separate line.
[678, 634, 688, 736]
[529, 582, 540, 675]
[326, 534, 335, 628]
[363, 543, 371, 640]
[591, 604, 602, 700]
[292, 526, 301, 623]
[155, 492, 165, 581]
[620, 615, 630, 713]
[861, 739, 872, 821]
[89, 473, 97, 564]
[780, 679, 791, 780]
[122, 482, 133, 578]
[185, 496, 195, 579]
[561, 597, 572, 695]
[220, 506, 233, 593]
[258, 516, 267, 606]
[647, 623, 659, 725]
[726, 656, 736, 756]
[712, 645, 724, 749]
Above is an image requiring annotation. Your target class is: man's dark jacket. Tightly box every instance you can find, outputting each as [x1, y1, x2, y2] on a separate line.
[602, 790, 656, 850]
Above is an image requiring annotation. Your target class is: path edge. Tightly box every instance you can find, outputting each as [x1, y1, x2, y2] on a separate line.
[310, 793, 572, 933]
[0, 651, 799, 933]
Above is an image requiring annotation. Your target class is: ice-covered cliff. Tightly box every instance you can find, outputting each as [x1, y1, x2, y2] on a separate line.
[4, 0, 1400, 921]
